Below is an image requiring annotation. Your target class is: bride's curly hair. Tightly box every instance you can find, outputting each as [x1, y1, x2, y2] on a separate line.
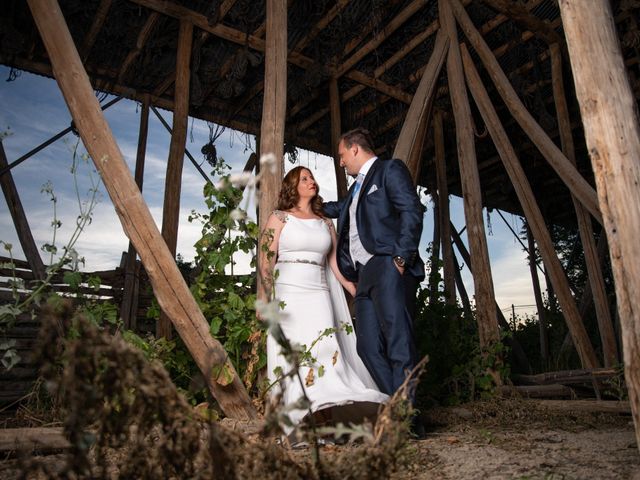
[276, 166, 325, 216]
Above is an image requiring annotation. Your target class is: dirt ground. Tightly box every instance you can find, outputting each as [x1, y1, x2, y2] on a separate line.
[1, 399, 639, 479]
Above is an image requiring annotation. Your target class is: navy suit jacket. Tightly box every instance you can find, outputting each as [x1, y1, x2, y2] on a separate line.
[324, 158, 425, 282]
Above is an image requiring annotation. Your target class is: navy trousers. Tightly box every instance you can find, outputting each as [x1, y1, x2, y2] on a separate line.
[354, 255, 418, 396]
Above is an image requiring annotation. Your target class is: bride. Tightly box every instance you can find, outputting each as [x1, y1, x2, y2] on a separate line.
[259, 166, 388, 434]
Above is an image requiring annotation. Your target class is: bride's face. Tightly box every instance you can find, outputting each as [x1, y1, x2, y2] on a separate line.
[297, 169, 318, 200]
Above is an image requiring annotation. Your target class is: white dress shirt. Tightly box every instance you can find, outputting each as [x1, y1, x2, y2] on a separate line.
[349, 157, 377, 268]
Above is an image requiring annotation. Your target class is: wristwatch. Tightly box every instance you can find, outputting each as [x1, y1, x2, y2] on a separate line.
[393, 255, 406, 268]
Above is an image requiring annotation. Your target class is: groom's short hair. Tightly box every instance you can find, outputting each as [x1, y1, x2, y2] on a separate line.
[341, 127, 375, 154]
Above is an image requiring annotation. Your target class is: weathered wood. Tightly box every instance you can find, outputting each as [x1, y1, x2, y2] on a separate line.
[450, 223, 532, 374]
[428, 188, 441, 305]
[336, 0, 429, 78]
[434, 110, 456, 304]
[129, 0, 410, 106]
[461, 43, 599, 369]
[117, 12, 160, 84]
[329, 76, 347, 199]
[448, 0, 602, 224]
[120, 96, 150, 330]
[550, 42, 618, 367]
[292, 0, 349, 52]
[441, 0, 500, 350]
[26, 0, 256, 420]
[258, 0, 286, 234]
[0, 142, 46, 280]
[500, 384, 575, 399]
[0, 427, 71, 452]
[514, 367, 620, 386]
[452, 253, 473, 318]
[394, 29, 448, 181]
[538, 399, 631, 414]
[80, 0, 112, 62]
[158, 19, 193, 340]
[560, 0, 640, 451]
[479, 0, 563, 45]
[526, 225, 549, 363]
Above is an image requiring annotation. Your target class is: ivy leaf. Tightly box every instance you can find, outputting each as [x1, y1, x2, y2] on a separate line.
[211, 361, 235, 386]
[63, 271, 82, 290]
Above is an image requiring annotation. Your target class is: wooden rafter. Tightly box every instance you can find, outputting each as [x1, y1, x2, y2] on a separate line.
[80, 0, 112, 62]
[117, 12, 160, 84]
[335, 0, 429, 78]
[479, 0, 563, 45]
[127, 0, 411, 107]
[293, 0, 350, 52]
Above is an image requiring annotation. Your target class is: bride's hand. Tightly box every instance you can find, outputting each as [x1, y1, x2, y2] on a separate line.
[346, 282, 357, 297]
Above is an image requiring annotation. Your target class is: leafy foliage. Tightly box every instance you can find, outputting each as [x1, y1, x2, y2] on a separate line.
[188, 163, 264, 392]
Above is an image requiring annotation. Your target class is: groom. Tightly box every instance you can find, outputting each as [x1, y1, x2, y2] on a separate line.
[323, 127, 425, 398]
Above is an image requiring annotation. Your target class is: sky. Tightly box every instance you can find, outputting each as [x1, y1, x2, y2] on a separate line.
[0, 66, 544, 318]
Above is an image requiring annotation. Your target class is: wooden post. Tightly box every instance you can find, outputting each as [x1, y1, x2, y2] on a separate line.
[428, 187, 441, 305]
[559, 0, 640, 449]
[527, 224, 549, 364]
[461, 43, 599, 368]
[329, 76, 347, 198]
[26, 0, 256, 420]
[448, 0, 602, 224]
[434, 110, 456, 305]
[158, 19, 193, 339]
[0, 142, 46, 280]
[120, 95, 150, 330]
[452, 253, 473, 318]
[394, 29, 449, 182]
[441, 0, 500, 350]
[450, 223, 532, 373]
[550, 42, 618, 367]
[258, 0, 286, 233]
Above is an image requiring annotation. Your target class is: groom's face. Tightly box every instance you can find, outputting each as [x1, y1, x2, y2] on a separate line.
[338, 140, 359, 176]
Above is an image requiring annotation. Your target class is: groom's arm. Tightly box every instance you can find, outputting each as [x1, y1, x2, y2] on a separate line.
[323, 197, 347, 219]
[385, 159, 424, 265]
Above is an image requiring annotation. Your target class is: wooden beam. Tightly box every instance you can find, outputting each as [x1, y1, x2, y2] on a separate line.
[434, 111, 456, 304]
[258, 0, 287, 234]
[442, 0, 500, 350]
[128, 0, 410, 106]
[526, 224, 549, 364]
[479, 0, 563, 45]
[218, 0, 238, 20]
[394, 29, 449, 176]
[120, 95, 150, 330]
[329, 76, 347, 199]
[559, 0, 640, 451]
[0, 427, 71, 452]
[26, 0, 256, 420]
[335, 0, 429, 78]
[550, 42, 618, 367]
[117, 12, 160, 84]
[450, 222, 533, 373]
[0, 142, 46, 280]
[461, 42, 599, 369]
[80, 0, 112, 62]
[428, 188, 442, 304]
[448, 0, 602, 224]
[158, 19, 193, 340]
[292, 0, 350, 52]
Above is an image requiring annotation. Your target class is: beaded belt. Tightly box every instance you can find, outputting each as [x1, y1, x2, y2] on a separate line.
[278, 259, 324, 267]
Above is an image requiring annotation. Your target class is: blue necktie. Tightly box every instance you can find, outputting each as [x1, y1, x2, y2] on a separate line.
[351, 173, 364, 199]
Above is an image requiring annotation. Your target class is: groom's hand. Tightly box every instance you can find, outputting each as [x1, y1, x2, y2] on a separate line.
[394, 264, 405, 275]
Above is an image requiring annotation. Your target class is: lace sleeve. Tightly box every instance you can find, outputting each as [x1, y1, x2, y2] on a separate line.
[273, 209, 288, 223]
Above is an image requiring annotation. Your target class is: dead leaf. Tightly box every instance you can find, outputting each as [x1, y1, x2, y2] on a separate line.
[305, 368, 315, 387]
[332, 351, 339, 366]
[446, 436, 459, 444]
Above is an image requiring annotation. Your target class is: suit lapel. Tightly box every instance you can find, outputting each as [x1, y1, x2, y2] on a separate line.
[358, 159, 380, 208]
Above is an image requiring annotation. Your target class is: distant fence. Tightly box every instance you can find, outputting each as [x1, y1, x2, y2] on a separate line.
[0, 255, 127, 405]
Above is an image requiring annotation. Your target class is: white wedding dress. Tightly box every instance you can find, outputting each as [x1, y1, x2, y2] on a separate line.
[266, 211, 389, 432]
